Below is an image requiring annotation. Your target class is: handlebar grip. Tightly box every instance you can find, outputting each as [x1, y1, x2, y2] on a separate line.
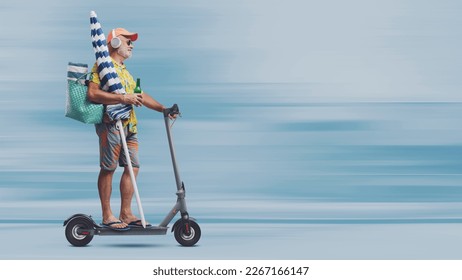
[163, 104, 180, 117]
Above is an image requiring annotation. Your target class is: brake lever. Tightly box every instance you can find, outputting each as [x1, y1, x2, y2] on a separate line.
[170, 111, 181, 129]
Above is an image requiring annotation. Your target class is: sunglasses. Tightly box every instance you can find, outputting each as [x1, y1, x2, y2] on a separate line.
[119, 37, 133, 46]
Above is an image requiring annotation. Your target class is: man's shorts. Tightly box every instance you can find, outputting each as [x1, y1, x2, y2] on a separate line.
[95, 122, 140, 171]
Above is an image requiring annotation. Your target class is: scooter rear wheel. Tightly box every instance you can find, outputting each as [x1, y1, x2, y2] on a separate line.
[65, 217, 94, 247]
[174, 220, 201, 246]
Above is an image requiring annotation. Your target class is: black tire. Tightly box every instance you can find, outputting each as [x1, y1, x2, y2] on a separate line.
[174, 220, 201, 246]
[65, 217, 94, 246]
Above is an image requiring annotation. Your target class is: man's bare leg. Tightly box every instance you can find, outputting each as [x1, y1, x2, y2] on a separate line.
[119, 166, 144, 225]
[98, 169, 128, 229]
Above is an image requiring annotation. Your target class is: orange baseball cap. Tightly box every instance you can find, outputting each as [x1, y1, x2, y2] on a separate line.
[107, 28, 138, 42]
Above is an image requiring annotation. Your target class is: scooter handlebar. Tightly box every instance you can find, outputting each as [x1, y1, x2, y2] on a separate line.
[163, 104, 180, 118]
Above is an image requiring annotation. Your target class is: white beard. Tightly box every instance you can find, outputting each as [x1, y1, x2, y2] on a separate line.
[117, 45, 132, 59]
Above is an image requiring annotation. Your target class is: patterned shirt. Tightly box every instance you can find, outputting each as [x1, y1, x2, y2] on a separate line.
[90, 58, 138, 133]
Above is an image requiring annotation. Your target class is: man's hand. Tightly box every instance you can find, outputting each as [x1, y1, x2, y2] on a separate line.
[168, 113, 178, 120]
[122, 94, 144, 107]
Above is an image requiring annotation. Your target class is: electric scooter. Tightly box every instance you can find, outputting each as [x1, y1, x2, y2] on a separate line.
[63, 104, 201, 247]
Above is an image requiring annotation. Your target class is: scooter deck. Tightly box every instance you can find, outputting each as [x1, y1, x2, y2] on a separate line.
[88, 225, 169, 236]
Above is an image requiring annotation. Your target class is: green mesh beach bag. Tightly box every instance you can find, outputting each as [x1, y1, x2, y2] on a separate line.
[65, 62, 103, 124]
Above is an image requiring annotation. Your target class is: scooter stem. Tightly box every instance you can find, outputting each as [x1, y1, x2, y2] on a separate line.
[163, 105, 183, 191]
[116, 119, 146, 228]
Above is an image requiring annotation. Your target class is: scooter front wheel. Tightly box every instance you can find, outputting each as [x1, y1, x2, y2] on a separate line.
[65, 217, 94, 247]
[174, 220, 201, 246]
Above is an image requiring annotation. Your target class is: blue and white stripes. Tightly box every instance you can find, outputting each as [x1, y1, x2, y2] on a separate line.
[90, 11, 132, 121]
[67, 62, 88, 85]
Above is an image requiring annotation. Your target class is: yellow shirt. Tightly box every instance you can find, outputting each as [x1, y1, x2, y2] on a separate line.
[90, 58, 138, 133]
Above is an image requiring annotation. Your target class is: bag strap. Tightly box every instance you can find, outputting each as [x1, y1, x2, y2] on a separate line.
[69, 72, 91, 85]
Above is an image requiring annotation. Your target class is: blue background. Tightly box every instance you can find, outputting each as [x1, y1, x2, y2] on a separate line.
[1, 0, 462, 259]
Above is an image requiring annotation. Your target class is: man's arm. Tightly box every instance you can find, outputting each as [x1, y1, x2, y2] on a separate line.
[140, 92, 166, 112]
[140, 92, 177, 119]
[87, 81, 143, 106]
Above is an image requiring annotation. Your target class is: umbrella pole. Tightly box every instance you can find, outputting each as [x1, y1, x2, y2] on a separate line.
[116, 119, 146, 228]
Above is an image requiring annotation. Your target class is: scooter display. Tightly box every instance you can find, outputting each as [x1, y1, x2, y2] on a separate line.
[63, 104, 201, 247]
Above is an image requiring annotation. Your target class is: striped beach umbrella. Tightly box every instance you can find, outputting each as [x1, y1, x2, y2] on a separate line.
[89, 11, 132, 121]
